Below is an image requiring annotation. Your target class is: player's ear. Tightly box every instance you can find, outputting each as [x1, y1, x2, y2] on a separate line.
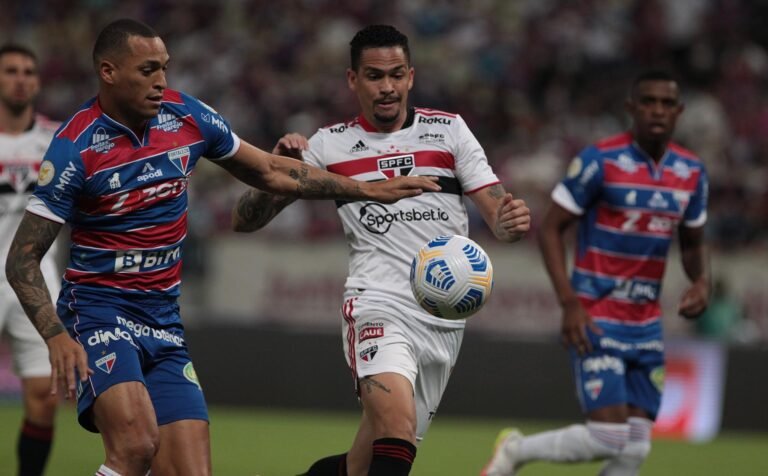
[99, 59, 117, 85]
[408, 66, 414, 91]
[346, 68, 357, 92]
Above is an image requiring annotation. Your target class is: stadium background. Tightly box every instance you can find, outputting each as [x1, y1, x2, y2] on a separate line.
[1, 0, 767, 474]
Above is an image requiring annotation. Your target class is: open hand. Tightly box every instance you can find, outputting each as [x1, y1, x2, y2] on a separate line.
[365, 176, 441, 203]
[272, 133, 309, 161]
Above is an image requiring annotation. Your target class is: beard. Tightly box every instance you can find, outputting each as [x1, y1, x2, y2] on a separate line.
[1, 97, 30, 116]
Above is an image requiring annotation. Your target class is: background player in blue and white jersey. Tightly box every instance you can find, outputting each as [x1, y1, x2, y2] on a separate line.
[0, 43, 60, 476]
[4, 19, 438, 476]
[232, 25, 531, 476]
[483, 71, 710, 475]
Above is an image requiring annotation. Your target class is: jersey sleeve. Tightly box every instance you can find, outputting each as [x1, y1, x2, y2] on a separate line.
[453, 115, 499, 193]
[683, 163, 709, 227]
[302, 130, 325, 169]
[551, 146, 604, 215]
[27, 137, 85, 223]
[181, 93, 241, 160]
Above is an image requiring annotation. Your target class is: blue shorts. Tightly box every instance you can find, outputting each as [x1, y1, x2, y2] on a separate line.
[59, 290, 207, 432]
[571, 321, 665, 420]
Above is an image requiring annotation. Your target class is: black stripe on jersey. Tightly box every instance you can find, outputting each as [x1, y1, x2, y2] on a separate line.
[0, 182, 36, 194]
[335, 176, 462, 208]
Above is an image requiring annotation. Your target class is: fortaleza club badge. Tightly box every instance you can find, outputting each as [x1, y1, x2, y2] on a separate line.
[183, 362, 202, 390]
[95, 352, 117, 374]
[585, 378, 603, 400]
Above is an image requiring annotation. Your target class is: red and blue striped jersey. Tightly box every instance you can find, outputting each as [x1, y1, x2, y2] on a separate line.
[551, 132, 708, 326]
[27, 89, 239, 303]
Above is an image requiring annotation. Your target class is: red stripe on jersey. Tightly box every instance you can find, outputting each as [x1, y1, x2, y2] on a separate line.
[57, 102, 101, 141]
[414, 107, 457, 118]
[576, 249, 666, 280]
[79, 177, 188, 216]
[65, 261, 182, 292]
[595, 206, 678, 238]
[581, 296, 661, 324]
[71, 217, 187, 250]
[603, 161, 700, 190]
[162, 89, 184, 104]
[327, 150, 455, 177]
[595, 132, 632, 151]
[149, 115, 204, 145]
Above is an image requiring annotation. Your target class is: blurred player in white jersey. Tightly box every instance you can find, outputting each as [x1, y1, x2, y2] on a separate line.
[232, 25, 531, 476]
[0, 43, 60, 476]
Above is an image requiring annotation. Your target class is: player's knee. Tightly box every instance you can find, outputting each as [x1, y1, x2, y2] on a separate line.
[584, 422, 630, 459]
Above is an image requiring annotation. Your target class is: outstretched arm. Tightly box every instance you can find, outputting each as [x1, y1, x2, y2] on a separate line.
[216, 141, 440, 203]
[5, 212, 91, 398]
[468, 183, 531, 243]
[678, 225, 710, 319]
[232, 133, 306, 232]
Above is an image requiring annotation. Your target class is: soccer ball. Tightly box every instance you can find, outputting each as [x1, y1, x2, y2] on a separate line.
[409, 235, 494, 320]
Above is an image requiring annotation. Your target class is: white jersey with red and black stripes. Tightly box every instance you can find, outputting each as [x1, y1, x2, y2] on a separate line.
[0, 114, 60, 280]
[304, 107, 499, 328]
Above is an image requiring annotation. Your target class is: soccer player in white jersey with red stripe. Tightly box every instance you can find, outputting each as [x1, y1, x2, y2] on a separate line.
[0, 43, 60, 476]
[232, 25, 531, 476]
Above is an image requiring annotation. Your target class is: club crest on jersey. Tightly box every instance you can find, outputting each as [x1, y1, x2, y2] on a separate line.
[168, 146, 191, 175]
[90, 127, 115, 154]
[585, 378, 603, 400]
[95, 352, 117, 374]
[378, 154, 414, 178]
[360, 345, 378, 362]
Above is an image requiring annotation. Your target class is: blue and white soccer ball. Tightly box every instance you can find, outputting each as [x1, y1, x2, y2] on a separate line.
[409, 235, 494, 320]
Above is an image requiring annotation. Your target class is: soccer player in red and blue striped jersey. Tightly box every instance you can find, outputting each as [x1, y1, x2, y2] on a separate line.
[4, 19, 439, 476]
[483, 71, 710, 475]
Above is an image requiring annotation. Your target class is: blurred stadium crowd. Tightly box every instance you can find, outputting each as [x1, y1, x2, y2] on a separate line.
[4, 0, 768, 249]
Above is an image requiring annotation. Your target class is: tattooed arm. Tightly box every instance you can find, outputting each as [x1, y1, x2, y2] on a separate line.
[232, 188, 298, 232]
[215, 141, 440, 204]
[6, 212, 64, 338]
[468, 183, 531, 243]
[5, 212, 91, 398]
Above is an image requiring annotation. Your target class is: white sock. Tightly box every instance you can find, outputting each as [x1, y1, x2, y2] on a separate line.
[95, 465, 122, 476]
[599, 417, 653, 476]
[517, 421, 629, 464]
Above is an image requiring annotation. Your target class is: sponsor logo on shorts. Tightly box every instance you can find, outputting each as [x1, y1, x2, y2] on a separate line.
[359, 327, 384, 342]
[183, 362, 202, 390]
[650, 366, 665, 392]
[359, 345, 378, 362]
[87, 328, 135, 347]
[582, 355, 625, 375]
[585, 378, 603, 400]
[116, 316, 185, 346]
[95, 352, 117, 374]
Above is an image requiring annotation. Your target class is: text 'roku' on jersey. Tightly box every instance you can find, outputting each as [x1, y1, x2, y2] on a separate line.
[552, 132, 708, 326]
[27, 89, 239, 318]
[304, 108, 499, 328]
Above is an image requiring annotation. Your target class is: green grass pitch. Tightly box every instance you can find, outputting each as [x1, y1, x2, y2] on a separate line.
[1, 403, 766, 475]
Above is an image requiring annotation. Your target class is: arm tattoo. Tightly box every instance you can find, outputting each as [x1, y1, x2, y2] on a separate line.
[233, 188, 297, 232]
[487, 184, 505, 199]
[291, 164, 361, 199]
[5, 214, 64, 339]
[360, 377, 392, 395]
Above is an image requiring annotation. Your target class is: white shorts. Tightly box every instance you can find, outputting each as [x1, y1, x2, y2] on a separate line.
[0, 280, 54, 378]
[341, 289, 463, 441]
